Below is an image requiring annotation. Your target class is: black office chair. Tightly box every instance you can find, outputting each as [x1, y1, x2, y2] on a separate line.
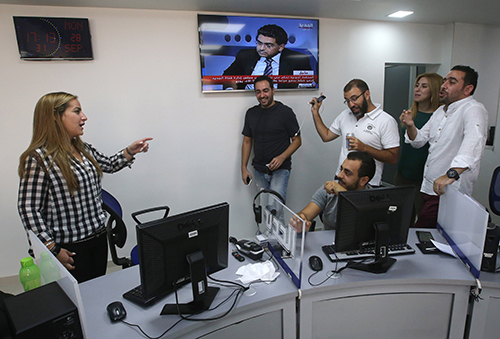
[102, 189, 171, 269]
[102, 189, 133, 269]
[489, 166, 500, 216]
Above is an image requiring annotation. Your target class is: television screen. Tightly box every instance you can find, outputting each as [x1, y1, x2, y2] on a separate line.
[198, 14, 319, 92]
[13, 16, 93, 60]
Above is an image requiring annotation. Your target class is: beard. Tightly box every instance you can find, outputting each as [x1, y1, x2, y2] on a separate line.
[338, 177, 361, 191]
[352, 96, 369, 119]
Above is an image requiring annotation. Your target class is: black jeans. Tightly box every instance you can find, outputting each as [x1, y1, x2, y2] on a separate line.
[60, 230, 108, 283]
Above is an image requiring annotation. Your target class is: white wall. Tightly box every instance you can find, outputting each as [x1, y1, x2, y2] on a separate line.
[0, 3, 478, 278]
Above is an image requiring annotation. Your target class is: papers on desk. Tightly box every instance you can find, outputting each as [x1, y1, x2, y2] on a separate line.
[431, 239, 458, 258]
[235, 261, 280, 284]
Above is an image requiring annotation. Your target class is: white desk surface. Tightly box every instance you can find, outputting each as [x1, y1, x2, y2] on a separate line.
[300, 228, 476, 294]
[79, 228, 479, 339]
[298, 229, 477, 339]
[79, 251, 298, 339]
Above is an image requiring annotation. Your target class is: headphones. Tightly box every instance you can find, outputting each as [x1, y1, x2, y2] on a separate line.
[252, 189, 285, 224]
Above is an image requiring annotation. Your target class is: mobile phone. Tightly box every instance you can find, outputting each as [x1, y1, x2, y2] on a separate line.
[416, 242, 437, 254]
[416, 231, 434, 243]
[246, 177, 252, 185]
[232, 251, 245, 262]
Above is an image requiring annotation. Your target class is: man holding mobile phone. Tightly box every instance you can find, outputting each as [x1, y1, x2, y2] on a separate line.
[241, 75, 301, 205]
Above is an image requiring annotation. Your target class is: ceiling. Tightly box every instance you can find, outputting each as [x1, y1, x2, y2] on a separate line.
[2, 0, 500, 26]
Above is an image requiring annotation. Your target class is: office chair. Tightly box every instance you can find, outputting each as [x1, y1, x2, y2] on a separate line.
[489, 166, 500, 216]
[102, 189, 171, 268]
[102, 189, 133, 269]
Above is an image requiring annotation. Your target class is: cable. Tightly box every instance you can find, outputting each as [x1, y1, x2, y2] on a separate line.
[121, 317, 183, 339]
[307, 248, 371, 287]
[471, 278, 483, 302]
[294, 98, 326, 137]
[170, 276, 247, 322]
[308, 262, 353, 287]
[308, 271, 329, 286]
[174, 287, 245, 322]
[208, 274, 248, 291]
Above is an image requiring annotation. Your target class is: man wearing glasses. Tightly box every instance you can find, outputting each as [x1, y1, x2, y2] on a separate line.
[223, 24, 312, 89]
[310, 79, 400, 186]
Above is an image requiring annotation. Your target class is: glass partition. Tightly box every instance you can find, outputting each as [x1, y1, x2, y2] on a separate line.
[255, 191, 306, 288]
[28, 230, 88, 337]
[437, 186, 489, 278]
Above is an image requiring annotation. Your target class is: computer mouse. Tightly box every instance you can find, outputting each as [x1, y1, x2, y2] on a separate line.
[309, 255, 323, 271]
[107, 301, 127, 322]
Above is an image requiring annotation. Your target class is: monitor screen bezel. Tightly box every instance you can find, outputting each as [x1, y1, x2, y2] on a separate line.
[334, 186, 416, 253]
[135, 202, 229, 302]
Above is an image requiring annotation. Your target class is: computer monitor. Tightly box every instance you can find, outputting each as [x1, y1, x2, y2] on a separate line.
[135, 202, 229, 314]
[335, 185, 416, 273]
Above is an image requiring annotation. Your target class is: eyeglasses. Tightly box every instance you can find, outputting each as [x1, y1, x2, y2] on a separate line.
[343, 90, 367, 105]
[256, 40, 277, 49]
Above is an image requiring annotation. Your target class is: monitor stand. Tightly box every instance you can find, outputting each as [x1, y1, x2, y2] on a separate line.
[161, 251, 220, 315]
[348, 222, 396, 274]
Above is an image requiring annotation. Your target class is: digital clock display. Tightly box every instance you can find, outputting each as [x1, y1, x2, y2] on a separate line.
[13, 16, 93, 60]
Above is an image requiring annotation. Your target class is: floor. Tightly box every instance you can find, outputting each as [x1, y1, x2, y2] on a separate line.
[0, 260, 122, 295]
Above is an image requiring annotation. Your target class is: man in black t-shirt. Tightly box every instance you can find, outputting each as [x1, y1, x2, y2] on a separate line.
[241, 76, 301, 203]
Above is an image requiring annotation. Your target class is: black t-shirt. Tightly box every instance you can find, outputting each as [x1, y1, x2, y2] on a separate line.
[242, 101, 299, 172]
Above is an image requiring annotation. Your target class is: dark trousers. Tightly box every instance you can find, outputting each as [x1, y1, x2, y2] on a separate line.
[414, 194, 440, 228]
[394, 174, 425, 220]
[60, 231, 108, 284]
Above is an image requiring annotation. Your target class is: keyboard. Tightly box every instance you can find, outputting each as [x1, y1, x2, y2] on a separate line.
[122, 285, 160, 308]
[322, 243, 415, 262]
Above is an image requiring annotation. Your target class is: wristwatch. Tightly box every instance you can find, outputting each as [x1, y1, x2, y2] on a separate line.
[446, 168, 460, 180]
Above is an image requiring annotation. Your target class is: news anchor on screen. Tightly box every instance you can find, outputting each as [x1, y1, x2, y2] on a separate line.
[223, 24, 312, 89]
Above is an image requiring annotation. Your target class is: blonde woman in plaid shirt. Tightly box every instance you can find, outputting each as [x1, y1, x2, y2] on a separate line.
[18, 92, 152, 283]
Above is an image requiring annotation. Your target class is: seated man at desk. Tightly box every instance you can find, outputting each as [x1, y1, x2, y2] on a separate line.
[292, 151, 375, 232]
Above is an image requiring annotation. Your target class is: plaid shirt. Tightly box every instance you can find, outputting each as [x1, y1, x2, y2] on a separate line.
[18, 143, 132, 247]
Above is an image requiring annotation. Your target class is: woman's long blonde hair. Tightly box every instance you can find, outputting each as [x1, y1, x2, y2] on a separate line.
[18, 92, 102, 194]
[408, 72, 444, 119]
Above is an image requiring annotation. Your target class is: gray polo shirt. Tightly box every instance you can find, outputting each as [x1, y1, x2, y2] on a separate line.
[311, 184, 372, 230]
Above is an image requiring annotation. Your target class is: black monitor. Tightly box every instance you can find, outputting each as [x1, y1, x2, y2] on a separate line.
[134, 202, 229, 314]
[335, 185, 416, 273]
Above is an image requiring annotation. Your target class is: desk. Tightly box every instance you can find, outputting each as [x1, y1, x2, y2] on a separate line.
[468, 256, 500, 338]
[299, 229, 475, 339]
[79, 229, 478, 339]
[79, 256, 298, 339]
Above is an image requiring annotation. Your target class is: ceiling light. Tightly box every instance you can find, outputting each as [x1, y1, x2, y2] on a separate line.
[388, 11, 414, 18]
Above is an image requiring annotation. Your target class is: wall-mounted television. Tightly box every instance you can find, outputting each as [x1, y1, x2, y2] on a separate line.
[198, 14, 319, 92]
[13, 16, 93, 60]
